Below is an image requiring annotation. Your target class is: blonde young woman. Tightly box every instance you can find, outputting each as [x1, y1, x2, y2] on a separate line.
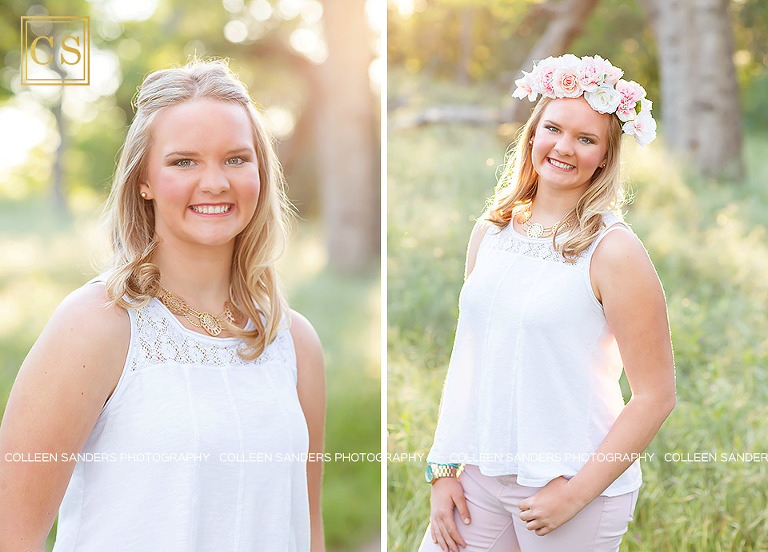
[419, 55, 675, 552]
[0, 60, 325, 552]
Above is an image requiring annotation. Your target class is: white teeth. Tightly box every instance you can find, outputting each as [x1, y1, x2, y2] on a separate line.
[191, 204, 232, 214]
[549, 158, 574, 170]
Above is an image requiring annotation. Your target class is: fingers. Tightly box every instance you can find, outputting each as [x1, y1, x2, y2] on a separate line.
[433, 522, 450, 552]
[454, 492, 472, 526]
[435, 516, 462, 552]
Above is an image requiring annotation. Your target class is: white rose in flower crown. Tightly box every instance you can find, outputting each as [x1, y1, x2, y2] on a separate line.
[584, 86, 621, 114]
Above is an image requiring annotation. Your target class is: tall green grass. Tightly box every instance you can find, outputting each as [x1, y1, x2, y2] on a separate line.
[0, 201, 380, 552]
[387, 85, 768, 550]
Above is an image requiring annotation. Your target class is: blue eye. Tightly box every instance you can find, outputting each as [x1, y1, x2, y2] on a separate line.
[579, 137, 594, 144]
[546, 126, 559, 133]
[174, 159, 195, 167]
[227, 156, 246, 165]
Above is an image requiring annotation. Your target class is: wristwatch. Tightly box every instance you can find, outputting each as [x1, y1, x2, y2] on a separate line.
[425, 463, 460, 484]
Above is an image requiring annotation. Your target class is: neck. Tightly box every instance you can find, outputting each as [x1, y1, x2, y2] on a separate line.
[529, 185, 582, 225]
[151, 238, 234, 311]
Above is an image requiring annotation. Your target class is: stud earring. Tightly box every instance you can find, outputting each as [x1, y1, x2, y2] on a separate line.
[140, 192, 147, 199]
[528, 139, 533, 145]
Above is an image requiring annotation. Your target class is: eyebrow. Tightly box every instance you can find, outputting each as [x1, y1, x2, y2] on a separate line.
[542, 120, 600, 140]
[164, 146, 254, 159]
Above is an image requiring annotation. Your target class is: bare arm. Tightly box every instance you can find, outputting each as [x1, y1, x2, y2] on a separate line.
[464, 219, 492, 280]
[429, 219, 491, 552]
[0, 284, 128, 550]
[519, 228, 676, 535]
[291, 311, 326, 552]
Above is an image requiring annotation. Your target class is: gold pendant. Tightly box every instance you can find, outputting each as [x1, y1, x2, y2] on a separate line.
[161, 294, 186, 315]
[198, 312, 223, 336]
[526, 223, 544, 239]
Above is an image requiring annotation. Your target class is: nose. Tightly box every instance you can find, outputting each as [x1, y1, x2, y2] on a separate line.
[553, 134, 575, 157]
[198, 164, 230, 194]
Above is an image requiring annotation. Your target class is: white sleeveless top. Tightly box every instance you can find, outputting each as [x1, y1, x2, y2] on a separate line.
[426, 213, 642, 497]
[52, 288, 310, 551]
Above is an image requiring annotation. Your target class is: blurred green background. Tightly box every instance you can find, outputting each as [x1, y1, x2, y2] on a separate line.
[388, 0, 768, 550]
[0, 0, 381, 550]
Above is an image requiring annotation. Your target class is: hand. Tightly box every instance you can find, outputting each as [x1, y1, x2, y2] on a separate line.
[429, 477, 471, 552]
[518, 476, 584, 536]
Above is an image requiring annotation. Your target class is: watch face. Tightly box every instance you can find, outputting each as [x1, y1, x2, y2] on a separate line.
[425, 464, 434, 483]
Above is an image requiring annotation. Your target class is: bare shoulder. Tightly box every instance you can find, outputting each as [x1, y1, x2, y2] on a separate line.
[54, 281, 129, 326]
[591, 225, 662, 303]
[27, 282, 130, 397]
[289, 311, 325, 417]
[469, 219, 493, 249]
[465, 219, 494, 278]
[48, 282, 130, 354]
[289, 310, 324, 374]
[592, 225, 653, 273]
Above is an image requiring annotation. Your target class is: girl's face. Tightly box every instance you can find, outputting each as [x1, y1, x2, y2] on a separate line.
[140, 99, 260, 250]
[531, 97, 610, 196]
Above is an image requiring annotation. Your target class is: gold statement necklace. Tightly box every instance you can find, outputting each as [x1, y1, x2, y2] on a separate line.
[515, 207, 572, 239]
[160, 285, 238, 337]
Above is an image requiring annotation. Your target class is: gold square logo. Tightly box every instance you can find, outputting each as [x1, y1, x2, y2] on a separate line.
[20, 16, 90, 86]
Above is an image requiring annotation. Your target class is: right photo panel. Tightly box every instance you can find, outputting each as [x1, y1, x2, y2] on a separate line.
[387, 1, 768, 550]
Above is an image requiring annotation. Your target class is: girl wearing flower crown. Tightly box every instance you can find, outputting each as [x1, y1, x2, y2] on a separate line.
[419, 55, 675, 551]
[0, 60, 325, 551]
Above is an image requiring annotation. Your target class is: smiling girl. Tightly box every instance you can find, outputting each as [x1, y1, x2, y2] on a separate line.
[419, 55, 675, 552]
[0, 60, 325, 552]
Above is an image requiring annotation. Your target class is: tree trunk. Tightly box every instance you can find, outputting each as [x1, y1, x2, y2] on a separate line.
[692, 0, 743, 179]
[641, 0, 744, 179]
[502, 0, 601, 123]
[456, 7, 476, 84]
[316, 0, 379, 272]
[51, 64, 68, 213]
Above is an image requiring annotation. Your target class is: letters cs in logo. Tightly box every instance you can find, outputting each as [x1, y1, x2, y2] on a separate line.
[21, 16, 90, 86]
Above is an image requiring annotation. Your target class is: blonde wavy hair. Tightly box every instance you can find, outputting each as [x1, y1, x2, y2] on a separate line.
[103, 59, 291, 360]
[484, 96, 626, 262]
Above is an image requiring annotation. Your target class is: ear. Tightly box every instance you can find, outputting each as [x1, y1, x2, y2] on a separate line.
[138, 181, 153, 200]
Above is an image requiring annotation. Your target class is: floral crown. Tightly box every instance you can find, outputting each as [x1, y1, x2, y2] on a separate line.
[512, 54, 657, 146]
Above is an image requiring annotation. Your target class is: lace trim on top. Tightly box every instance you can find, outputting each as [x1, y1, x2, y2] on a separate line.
[128, 299, 291, 371]
[483, 222, 593, 268]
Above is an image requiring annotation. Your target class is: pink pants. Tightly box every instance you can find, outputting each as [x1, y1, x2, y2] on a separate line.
[418, 464, 638, 552]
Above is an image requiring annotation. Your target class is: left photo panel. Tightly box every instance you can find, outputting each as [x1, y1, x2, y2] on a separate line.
[0, 2, 381, 551]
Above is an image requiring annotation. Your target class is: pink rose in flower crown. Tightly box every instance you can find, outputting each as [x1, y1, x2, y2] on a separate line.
[603, 61, 624, 86]
[552, 66, 582, 98]
[577, 56, 605, 92]
[532, 57, 559, 98]
[615, 79, 646, 122]
[512, 72, 537, 101]
[622, 99, 656, 145]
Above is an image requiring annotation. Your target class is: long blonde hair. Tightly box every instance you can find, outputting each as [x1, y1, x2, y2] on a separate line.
[103, 58, 291, 360]
[485, 96, 625, 261]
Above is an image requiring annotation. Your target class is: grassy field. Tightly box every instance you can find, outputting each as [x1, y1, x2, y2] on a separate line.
[387, 78, 768, 550]
[0, 200, 380, 552]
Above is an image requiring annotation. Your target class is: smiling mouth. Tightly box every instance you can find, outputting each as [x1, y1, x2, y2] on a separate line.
[547, 158, 576, 171]
[189, 204, 233, 215]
